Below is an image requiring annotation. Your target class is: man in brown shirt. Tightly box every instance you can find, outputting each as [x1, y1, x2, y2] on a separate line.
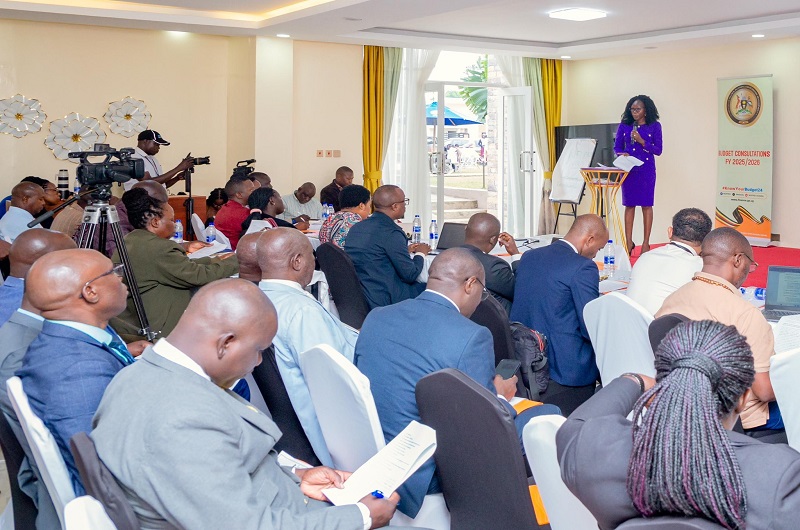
[657, 227, 779, 431]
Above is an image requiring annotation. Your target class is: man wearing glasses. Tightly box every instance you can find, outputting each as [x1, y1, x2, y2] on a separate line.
[658, 227, 782, 434]
[345, 185, 430, 309]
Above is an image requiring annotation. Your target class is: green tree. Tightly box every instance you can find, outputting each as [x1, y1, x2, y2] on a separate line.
[459, 55, 488, 122]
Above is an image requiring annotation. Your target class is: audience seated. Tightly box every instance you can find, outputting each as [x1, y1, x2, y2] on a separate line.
[20, 177, 60, 229]
[92, 279, 399, 529]
[626, 207, 711, 314]
[204, 187, 227, 227]
[557, 320, 800, 530]
[257, 228, 356, 466]
[214, 177, 257, 249]
[345, 185, 429, 308]
[657, 227, 780, 433]
[320, 166, 354, 212]
[318, 184, 371, 248]
[459, 212, 521, 314]
[510, 214, 608, 415]
[235, 232, 263, 283]
[355, 248, 560, 518]
[0, 182, 45, 243]
[0, 229, 76, 327]
[242, 187, 310, 233]
[111, 189, 239, 341]
[16, 248, 136, 494]
[282, 182, 324, 220]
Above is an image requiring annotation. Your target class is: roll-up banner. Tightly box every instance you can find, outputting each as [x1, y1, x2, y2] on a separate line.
[716, 75, 773, 246]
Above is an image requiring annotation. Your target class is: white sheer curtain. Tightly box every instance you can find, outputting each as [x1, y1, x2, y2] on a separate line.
[496, 56, 528, 236]
[383, 49, 440, 225]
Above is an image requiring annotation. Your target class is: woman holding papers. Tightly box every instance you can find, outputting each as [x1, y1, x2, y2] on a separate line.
[615, 95, 663, 254]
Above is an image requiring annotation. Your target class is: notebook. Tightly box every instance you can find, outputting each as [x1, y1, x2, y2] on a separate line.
[762, 266, 800, 322]
[429, 222, 467, 255]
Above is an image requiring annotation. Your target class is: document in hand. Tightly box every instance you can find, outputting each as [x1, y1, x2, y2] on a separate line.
[774, 314, 800, 354]
[612, 155, 644, 172]
[245, 219, 276, 236]
[322, 420, 436, 506]
[187, 240, 229, 259]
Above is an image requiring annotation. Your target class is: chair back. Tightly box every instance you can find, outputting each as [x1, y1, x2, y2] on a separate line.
[0, 408, 39, 529]
[648, 313, 689, 352]
[64, 496, 116, 530]
[415, 369, 538, 530]
[6, 376, 75, 528]
[522, 415, 596, 530]
[315, 242, 370, 329]
[469, 295, 515, 366]
[190, 213, 206, 242]
[250, 346, 321, 467]
[584, 292, 656, 386]
[616, 516, 725, 529]
[300, 344, 384, 472]
[69, 432, 138, 530]
[770, 347, 800, 450]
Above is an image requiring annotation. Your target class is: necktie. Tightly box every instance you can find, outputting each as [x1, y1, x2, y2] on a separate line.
[106, 341, 135, 366]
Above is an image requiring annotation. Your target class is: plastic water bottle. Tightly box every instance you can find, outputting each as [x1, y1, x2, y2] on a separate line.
[412, 215, 422, 244]
[429, 219, 439, 249]
[173, 220, 184, 243]
[73, 178, 81, 197]
[321, 204, 329, 220]
[603, 239, 616, 277]
[741, 286, 766, 301]
[327, 203, 335, 217]
[205, 222, 216, 243]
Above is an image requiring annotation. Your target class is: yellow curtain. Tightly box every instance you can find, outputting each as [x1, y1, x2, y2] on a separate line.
[540, 59, 562, 180]
[362, 46, 384, 193]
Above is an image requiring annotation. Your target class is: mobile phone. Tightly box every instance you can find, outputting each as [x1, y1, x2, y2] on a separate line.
[495, 359, 521, 380]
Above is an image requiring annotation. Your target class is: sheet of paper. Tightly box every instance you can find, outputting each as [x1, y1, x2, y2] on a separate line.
[774, 314, 800, 354]
[612, 155, 643, 172]
[187, 240, 229, 259]
[277, 451, 313, 470]
[322, 420, 436, 506]
[245, 220, 276, 236]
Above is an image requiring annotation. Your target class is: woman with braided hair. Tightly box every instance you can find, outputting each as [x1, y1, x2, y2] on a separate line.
[557, 320, 800, 530]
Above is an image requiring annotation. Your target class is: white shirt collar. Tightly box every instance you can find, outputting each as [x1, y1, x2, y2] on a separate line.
[17, 308, 43, 321]
[49, 320, 112, 344]
[424, 289, 460, 311]
[152, 338, 210, 381]
[559, 238, 578, 254]
[670, 241, 699, 256]
[259, 278, 305, 292]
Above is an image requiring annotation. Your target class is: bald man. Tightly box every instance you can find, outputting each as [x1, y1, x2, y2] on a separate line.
[92, 279, 399, 529]
[0, 228, 76, 326]
[460, 212, 521, 314]
[0, 182, 46, 243]
[17, 249, 133, 495]
[658, 227, 780, 433]
[345, 185, 429, 308]
[511, 214, 608, 415]
[356, 248, 561, 518]
[236, 231, 263, 283]
[257, 228, 356, 466]
[282, 181, 324, 221]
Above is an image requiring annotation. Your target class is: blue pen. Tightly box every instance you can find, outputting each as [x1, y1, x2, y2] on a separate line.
[370, 490, 384, 499]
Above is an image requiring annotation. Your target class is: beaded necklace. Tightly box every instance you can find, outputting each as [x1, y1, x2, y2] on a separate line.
[692, 275, 736, 295]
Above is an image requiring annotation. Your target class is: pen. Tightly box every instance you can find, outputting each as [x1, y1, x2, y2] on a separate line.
[370, 490, 384, 499]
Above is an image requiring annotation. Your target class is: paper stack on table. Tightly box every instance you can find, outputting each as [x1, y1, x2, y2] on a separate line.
[187, 240, 229, 259]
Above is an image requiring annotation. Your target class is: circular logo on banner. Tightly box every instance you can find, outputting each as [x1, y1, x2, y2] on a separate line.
[725, 82, 763, 127]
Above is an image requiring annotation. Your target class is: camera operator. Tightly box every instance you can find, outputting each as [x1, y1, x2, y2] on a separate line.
[124, 130, 194, 191]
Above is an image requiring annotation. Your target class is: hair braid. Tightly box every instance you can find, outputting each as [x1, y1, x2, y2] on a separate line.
[627, 320, 755, 529]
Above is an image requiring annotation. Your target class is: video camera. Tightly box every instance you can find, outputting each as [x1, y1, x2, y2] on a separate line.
[231, 159, 256, 180]
[68, 144, 144, 188]
[190, 156, 211, 166]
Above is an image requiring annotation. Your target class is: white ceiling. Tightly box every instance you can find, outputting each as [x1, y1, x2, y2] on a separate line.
[2, 0, 800, 58]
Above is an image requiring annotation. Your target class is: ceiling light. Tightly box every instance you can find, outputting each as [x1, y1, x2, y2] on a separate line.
[167, 31, 189, 37]
[644, 46, 657, 49]
[560, 55, 572, 59]
[276, 33, 291, 38]
[548, 8, 607, 22]
[752, 34, 765, 38]
[344, 17, 362, 21]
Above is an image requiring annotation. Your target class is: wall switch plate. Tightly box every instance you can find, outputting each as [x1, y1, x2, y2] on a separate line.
[316, 150, 324, 157]
[325, 150, 333, 157]
[333, 150, 341, 157]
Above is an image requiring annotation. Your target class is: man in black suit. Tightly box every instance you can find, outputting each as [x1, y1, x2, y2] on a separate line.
[460, 213, 520, 314]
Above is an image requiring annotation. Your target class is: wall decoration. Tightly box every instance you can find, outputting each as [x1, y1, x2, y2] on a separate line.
[0, 94, 47, 138]
[104, 96, 151, 137]
[45, 113, 107, 161]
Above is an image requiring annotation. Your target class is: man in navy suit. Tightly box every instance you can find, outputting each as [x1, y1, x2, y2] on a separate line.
[17, 248, 139, 495]
[356, 248, 560, 518]
[345, 185, 430, 308]
[510, 214, 608, 416]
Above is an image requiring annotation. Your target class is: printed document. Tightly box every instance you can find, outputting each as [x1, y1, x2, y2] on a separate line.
[613, 155, 643, 172]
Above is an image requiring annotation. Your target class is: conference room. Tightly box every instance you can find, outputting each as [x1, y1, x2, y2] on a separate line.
[1, 1, 800, 529]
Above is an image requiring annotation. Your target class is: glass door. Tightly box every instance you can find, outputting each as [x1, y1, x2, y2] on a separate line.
[424, 84, 446, 224]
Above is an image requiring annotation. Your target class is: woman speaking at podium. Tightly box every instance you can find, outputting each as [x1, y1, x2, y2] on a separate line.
[614, 95, 662, 254]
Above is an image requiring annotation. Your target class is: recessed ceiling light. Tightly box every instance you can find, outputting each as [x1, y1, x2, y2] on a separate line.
[548, 8, 607, 22]
[752, 34, 765, 38]
[167, 30, 188, 37]
[276, 34, 291, 38]
[561, 55, 572, 59]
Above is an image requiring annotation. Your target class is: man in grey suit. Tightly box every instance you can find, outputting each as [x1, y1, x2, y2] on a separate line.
[92, 278, 400, 529]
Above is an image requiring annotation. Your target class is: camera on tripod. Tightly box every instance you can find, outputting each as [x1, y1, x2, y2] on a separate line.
[231, 159, 256, 180]
[190, 156, 211, 165]
[69, 144, 144, 188]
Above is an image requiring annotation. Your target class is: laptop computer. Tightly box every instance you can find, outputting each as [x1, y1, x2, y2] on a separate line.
[762, 266, 800, 322]
[429, 222, 467, 255]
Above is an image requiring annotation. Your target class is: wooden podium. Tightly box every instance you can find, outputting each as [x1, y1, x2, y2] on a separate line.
[169, 195, 206, 241]
[579, 168, 630, 254]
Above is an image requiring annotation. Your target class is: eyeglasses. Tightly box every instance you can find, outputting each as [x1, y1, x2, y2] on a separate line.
[80, 263, 125, 298]
[739, 253, 759, 273]
[473, 277, 490, 299]
[391, 198, 410, 206]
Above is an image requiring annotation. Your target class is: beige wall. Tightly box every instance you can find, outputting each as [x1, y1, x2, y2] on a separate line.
[562, 37, 800, 247]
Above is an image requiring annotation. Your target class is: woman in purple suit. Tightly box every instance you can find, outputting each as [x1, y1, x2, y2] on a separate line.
[614, 95, 662, 254]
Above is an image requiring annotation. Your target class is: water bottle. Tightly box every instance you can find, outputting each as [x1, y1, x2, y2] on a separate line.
[73, 177, 81, 197]
[173, 220, 184, 243]
[741, 286, 766, 301]
[205, 222, 216, 243]
[322, 204, 331, 220]
[327, 203, 335, 217]
[429, 219, 439, 249]
[412, 215, 422, 244]
[603, 239, 615, 277]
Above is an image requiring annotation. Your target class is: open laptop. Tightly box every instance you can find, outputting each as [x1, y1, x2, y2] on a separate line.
[762, 266, 800, 322]
[429, 222, 467, 255]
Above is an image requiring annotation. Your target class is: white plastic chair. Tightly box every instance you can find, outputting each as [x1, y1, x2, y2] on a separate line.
[770, 347, 800, 450]
[584, 292, 656, 386]
[64, 496, 116, 530]
[299, 345, 450, 529]
[523, 415, 597, 530]
[6, 377, 76, 529]
[190, 213, 207, 242]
